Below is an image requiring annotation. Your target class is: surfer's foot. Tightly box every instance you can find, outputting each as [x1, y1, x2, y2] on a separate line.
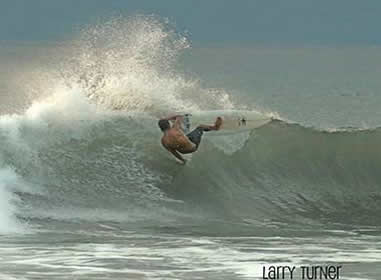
[214, 117, 223, 130]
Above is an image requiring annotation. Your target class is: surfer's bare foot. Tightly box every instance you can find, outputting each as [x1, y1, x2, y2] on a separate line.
[214, 117, 222, 130]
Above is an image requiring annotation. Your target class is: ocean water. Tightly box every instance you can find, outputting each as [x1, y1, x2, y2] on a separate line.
[0, 16, 381, 280]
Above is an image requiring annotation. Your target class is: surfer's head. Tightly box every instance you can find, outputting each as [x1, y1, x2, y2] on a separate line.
[158, 119, 171, 131]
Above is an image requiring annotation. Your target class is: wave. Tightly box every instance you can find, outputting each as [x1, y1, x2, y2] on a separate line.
[1, 15, 380, 234]
[1, 94, 381, 233]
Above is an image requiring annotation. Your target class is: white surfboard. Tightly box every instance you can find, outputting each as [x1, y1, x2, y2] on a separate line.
[180, 110, 272, 135]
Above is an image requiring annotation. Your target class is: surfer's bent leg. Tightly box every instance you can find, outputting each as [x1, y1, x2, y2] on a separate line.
[197, 117, 223, 131]
[186, 127, 205, 149]
[186, 117, 223, 150]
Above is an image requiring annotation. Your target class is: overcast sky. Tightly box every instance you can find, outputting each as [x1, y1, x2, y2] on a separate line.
[1, 0, 380, 44]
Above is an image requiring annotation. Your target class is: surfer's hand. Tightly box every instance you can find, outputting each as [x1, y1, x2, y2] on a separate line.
[177, 159, 186, 165]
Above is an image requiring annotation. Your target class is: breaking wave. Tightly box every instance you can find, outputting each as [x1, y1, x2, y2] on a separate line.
[1, 15, 380, 234]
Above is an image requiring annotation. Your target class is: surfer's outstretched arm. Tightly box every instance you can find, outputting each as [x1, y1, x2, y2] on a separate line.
[166, 147, 186, 164]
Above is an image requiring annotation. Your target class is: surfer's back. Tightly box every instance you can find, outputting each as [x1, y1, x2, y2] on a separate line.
[161, 128, 195, 153]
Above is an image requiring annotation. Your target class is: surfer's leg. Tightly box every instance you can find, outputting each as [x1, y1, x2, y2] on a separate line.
[197, 117, 223, 131]
[186, 127, 204, 149]
[186, 118, 222, 150]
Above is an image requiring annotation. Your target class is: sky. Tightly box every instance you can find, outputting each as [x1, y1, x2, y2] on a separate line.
[0, 0, 380, 45]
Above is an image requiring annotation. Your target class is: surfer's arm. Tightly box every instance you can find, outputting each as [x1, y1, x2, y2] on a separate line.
[162, 115, 183, 121]
[161, 115, 184, 130]
[166, 147, 186, 164]
[172, 116, 184, 130]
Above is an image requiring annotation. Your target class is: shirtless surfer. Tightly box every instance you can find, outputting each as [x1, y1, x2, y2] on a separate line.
[158, 115, 222, 164]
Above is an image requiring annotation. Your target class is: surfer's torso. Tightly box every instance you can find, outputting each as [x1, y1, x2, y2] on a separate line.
[161, 128, 196, 154]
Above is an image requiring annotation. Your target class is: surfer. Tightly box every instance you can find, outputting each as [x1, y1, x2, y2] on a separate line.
[158, 115, 222, 164]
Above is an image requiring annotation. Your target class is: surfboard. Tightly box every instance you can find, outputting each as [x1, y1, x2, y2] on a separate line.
[180, 110, 272, 135]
